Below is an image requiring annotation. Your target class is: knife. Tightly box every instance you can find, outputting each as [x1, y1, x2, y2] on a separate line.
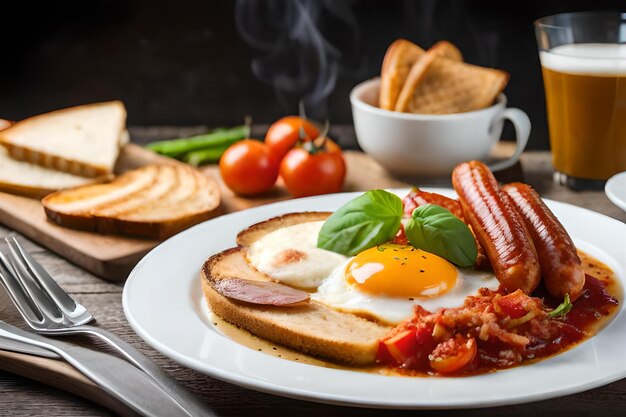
[0, 336, 58, 358]
[0, 321, 202, 417]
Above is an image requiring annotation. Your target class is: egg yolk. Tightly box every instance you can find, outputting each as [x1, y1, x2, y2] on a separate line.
[345, 244, 458, 298]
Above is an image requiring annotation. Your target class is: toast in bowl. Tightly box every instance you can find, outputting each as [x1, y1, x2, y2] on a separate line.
[395, 51, 509, 114]
[379, 39, 425, 111]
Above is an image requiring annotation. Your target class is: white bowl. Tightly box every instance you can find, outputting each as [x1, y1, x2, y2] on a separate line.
[350, 78, 531, 177]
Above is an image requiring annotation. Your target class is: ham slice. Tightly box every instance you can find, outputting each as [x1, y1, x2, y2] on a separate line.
[212, 277, 310, 306]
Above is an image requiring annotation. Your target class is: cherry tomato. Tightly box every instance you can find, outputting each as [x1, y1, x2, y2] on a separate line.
[429, 335, 477, 374]
[219, 139, 279, 196]
[279, 139, 346, 198]
[265, 116, 319, 161]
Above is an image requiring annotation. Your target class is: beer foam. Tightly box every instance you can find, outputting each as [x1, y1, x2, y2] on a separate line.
[540, 43, 626, 75]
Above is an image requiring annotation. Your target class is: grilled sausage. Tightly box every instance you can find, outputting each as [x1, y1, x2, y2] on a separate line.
[402, 187, 489, 268]
[503, 182, 585, 301]
[403, 187, 466, 220]
[452, 161, 540, 294]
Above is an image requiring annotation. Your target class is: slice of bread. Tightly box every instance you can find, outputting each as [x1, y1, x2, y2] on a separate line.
[0, 101, 126, 177]
[202, 246, 391, 365]
[396, 51, 509, 114]
[236, 211, 332, 247]
[42, 164, 220, 239]
[428, 40, 463, 62]
[0, 145, 100, 198]
[113, 166, 219, 238]
[379, 39, 425, 111]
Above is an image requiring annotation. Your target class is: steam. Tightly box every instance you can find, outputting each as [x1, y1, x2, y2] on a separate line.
[235, 0, 359, 118]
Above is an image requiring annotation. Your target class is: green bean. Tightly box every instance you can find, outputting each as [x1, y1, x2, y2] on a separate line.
[145, 124, 250, 157]
[183, 145, 231, 166]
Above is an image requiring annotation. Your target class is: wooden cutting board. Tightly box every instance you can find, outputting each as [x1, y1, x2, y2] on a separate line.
[0, 142, 519, 282]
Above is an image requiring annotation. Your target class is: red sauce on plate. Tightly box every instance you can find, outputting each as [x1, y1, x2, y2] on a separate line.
[379, 263, 620, 377]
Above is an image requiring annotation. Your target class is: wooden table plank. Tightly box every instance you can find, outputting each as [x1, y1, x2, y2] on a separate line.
[0, 147, 625, 416]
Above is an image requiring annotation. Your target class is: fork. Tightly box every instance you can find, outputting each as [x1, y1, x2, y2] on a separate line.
[0, 234, 214, 417]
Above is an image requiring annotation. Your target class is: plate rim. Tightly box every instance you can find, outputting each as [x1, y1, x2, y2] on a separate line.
[122, 188, 626, 409]
[606, 171, 626, 212]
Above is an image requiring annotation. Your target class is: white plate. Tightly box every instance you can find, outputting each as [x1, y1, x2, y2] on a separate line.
[123, 188, 626, 409]
[606, 171, 626, 213]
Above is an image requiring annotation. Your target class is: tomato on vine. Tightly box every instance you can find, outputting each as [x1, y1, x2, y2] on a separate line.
[265, 116, 319, 161]
[280, 136, 346, 198]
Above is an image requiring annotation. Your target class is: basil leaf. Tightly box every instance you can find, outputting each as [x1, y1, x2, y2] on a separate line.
[547, 294, 573, 318]
[317, 190, 403, 256]
[405, 204, 477, 267]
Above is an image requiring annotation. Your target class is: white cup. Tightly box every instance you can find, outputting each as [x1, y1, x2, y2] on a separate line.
[350, 78, 531, 177]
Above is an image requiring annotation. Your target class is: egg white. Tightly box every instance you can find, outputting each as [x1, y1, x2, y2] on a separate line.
[311, 259, 500, 325]
[246, 220, 347, 288]
[247, 220, 501, 325]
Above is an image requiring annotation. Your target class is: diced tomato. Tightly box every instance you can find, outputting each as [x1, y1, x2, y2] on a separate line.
[494, 290, 529, 319]
[378, 325, 435, 369]
[380, 330, 416, 364]
[429, 336, 477, 374]
[391, 224, 409, 245]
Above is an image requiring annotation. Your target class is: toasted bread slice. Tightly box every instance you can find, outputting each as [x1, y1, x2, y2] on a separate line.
[236, 211, 331, 248]
[202, 246, 390, 365]
[93, 164, 179, 218]
[0, 101, 126, 177]
[396, 52, 509, 114]
[428, 40, 463, 62]
[114, 167, 220, 238]
[0, 145, 101, 198]
[42, 164, 220, 239]
[379, 39, 425, 111]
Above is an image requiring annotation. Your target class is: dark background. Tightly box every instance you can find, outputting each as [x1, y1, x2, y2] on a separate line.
[1, 0, 624, 149]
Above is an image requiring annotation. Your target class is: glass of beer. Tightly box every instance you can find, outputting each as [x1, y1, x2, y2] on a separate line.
[535, 12, 626, 189]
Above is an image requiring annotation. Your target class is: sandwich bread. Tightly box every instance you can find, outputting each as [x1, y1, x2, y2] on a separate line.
[0, 101, 127, 177]
[0, 145, 97, 198]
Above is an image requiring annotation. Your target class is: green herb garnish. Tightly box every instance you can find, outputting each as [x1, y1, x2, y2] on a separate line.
[405, 204, 477, 267]
[317, 190, 403, 256]
[547, 294, 573, 318]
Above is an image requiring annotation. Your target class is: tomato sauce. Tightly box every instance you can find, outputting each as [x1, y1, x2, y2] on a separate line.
[380, 254, 620, 377]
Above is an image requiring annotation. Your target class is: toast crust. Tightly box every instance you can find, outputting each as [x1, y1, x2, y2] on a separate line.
[0, 174, 109, 199]
[202, 247, 390, 365]
[379, 39, 425, 111]
[2, 143, 110, 177]
[236, 212, 331, 247]
[428, 40, 463, 62]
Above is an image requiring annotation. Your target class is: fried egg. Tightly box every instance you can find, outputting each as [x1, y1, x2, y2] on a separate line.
[246, 221, 347, 288]
[247, 221, 500, 325]
[312, 244, 500, 325]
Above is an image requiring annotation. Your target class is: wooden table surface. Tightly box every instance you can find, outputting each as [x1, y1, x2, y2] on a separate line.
[1, 141, 625, 416]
